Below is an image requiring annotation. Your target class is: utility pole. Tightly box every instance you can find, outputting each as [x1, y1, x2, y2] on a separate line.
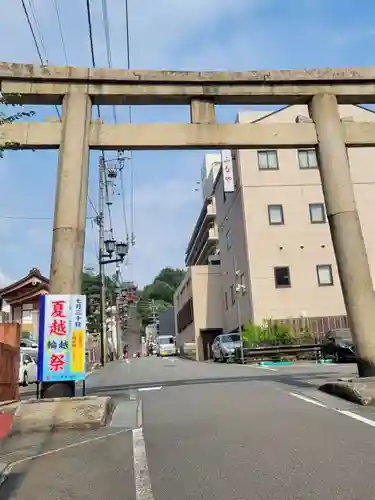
[99, 156, 108, 366]
[151, 299, 157, 325]
[115, 264, 122, 359]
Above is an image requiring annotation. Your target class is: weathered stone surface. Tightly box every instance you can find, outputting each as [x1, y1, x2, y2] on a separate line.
[2, 61, 375, 83]
[319, 379, 375, 405]
[9, 396, 114, 435]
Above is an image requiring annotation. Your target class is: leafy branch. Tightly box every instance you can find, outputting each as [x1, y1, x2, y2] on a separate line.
[0, 93, 36, 157]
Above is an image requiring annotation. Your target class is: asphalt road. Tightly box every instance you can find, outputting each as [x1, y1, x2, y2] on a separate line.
[4, 357, 375, 499]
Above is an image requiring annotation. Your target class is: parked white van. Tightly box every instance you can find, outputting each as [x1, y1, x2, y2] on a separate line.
[156, 335, 176, 357]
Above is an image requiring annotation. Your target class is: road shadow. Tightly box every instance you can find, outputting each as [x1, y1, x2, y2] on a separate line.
[87, 369, 347, 396]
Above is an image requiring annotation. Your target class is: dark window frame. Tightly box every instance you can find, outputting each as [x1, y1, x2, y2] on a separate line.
[298, 149, 318, 169]
[316, 264, 334, 287]
[268, 204, 284, 225]
[309, 203, 326, 224]
[274, 266, 291, 288]
[257, 150, 279, 171]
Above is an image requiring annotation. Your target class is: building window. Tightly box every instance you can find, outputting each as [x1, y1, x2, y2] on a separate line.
[268, 204, 284, 225]
[226, 229, 232, 250]
[258, 150, 279, 170]
[224, 291, 228, 310]
[298, 149, 318, 169]
[274, 267, 291, 288]
[309, 203, 326, 224]
[317, 265, 333, 286]
[230, 285, 235, 305]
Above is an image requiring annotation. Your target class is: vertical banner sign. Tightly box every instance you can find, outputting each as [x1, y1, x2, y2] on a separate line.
[221, 150, 235, 193]
[38, 295, 87, 382]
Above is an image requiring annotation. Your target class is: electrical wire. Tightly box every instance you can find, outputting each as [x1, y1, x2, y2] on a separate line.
[0, 215, 95, 220]
[20, 0, 44, 63]
[20, 0, 61, 120]
[27, 0, 48, 61]
[86, 0, 115, 244]
[124, 0, 135, 246]
[52, 0, 68, 65]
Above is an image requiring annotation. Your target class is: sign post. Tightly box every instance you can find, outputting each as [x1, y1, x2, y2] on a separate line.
[38, 294, 87, 398]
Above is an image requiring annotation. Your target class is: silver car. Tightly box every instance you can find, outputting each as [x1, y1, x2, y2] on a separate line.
[212, 334, 242, 362]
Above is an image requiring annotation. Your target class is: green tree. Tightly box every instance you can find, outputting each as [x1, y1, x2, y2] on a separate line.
[137, 267, 185, 326]
[81, 268, 117, 334]
[0, 95, 36, 156]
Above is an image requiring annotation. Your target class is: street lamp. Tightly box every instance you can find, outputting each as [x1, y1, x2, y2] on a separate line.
[116, 241, 128, 260]
[100, 239, 128, 265]
[104, 238, 116, 256]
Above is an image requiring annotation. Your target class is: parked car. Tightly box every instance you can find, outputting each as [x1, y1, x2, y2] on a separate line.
[212, 333, 242, 362]
[19, 352, 38, 386]
[20, 338, 38, 349]
[321, 328, 356, 362]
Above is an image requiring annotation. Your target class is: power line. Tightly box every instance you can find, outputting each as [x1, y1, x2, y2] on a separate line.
[0, 215, 96, 220]
[27, 0, 48, 61]
[20, 0, 44, 63]
[124, 0, 135, 245]
[52, 0, 68, 65]
[20, 0, 61, 120]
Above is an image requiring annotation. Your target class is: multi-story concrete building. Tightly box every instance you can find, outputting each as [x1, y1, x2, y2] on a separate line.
[175, 104, 375, 360]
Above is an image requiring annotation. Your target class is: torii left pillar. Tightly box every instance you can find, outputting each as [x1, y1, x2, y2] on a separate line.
[43, 86, 92, 398]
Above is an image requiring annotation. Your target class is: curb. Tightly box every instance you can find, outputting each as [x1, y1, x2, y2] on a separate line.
[0, 462, 9, 488]
[319, 380, 374, 406]
[9, 396, 114, 436]
[258, 361, 293, 366]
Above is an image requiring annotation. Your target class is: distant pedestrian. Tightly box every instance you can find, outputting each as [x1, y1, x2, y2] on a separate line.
[123, 344, 129, 360]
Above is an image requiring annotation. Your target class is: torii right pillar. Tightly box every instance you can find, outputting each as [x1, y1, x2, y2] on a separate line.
[309, 94, 375, 377]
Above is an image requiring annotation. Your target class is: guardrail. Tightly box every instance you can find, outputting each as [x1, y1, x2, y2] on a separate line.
[234, 343, 322, 363]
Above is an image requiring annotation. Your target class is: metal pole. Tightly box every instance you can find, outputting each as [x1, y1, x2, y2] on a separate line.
[115, 265, 122, 359]
[236, 289, 244, 364]
[99, 156, 107, 366]
[233, 254, 244, 364]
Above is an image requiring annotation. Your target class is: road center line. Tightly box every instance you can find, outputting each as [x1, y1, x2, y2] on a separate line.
[132, 427, 154, 500]
[289, 392, 327, 408]
[336, 409, 375, 428]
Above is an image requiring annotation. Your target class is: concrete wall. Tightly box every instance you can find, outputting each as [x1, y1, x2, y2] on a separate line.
[219, 104, 375, 324]
[174, 266, 224, 357]
[215, 159, 253, 333]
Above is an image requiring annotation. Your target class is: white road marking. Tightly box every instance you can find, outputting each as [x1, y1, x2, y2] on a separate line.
[138, 386, 163, 392]
[289, 392, 375, 428]
[133, 427, 154, 500]
[336, 409, 375, 428]
[289, 392, 328, 408]
[137, 398, 143, 427]
[256, 365, 279, 372]
[7, 430, 127, 467]
[238, 363, 278, 371]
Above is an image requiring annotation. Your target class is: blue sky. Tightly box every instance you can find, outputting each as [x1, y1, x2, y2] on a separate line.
[1, 0, 375, 288]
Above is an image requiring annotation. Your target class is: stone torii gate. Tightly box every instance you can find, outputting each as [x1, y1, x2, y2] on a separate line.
[1, 62, 375, 376]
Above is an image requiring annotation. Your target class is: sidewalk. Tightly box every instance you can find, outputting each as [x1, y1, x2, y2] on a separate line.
[0, 428, 136, 499]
